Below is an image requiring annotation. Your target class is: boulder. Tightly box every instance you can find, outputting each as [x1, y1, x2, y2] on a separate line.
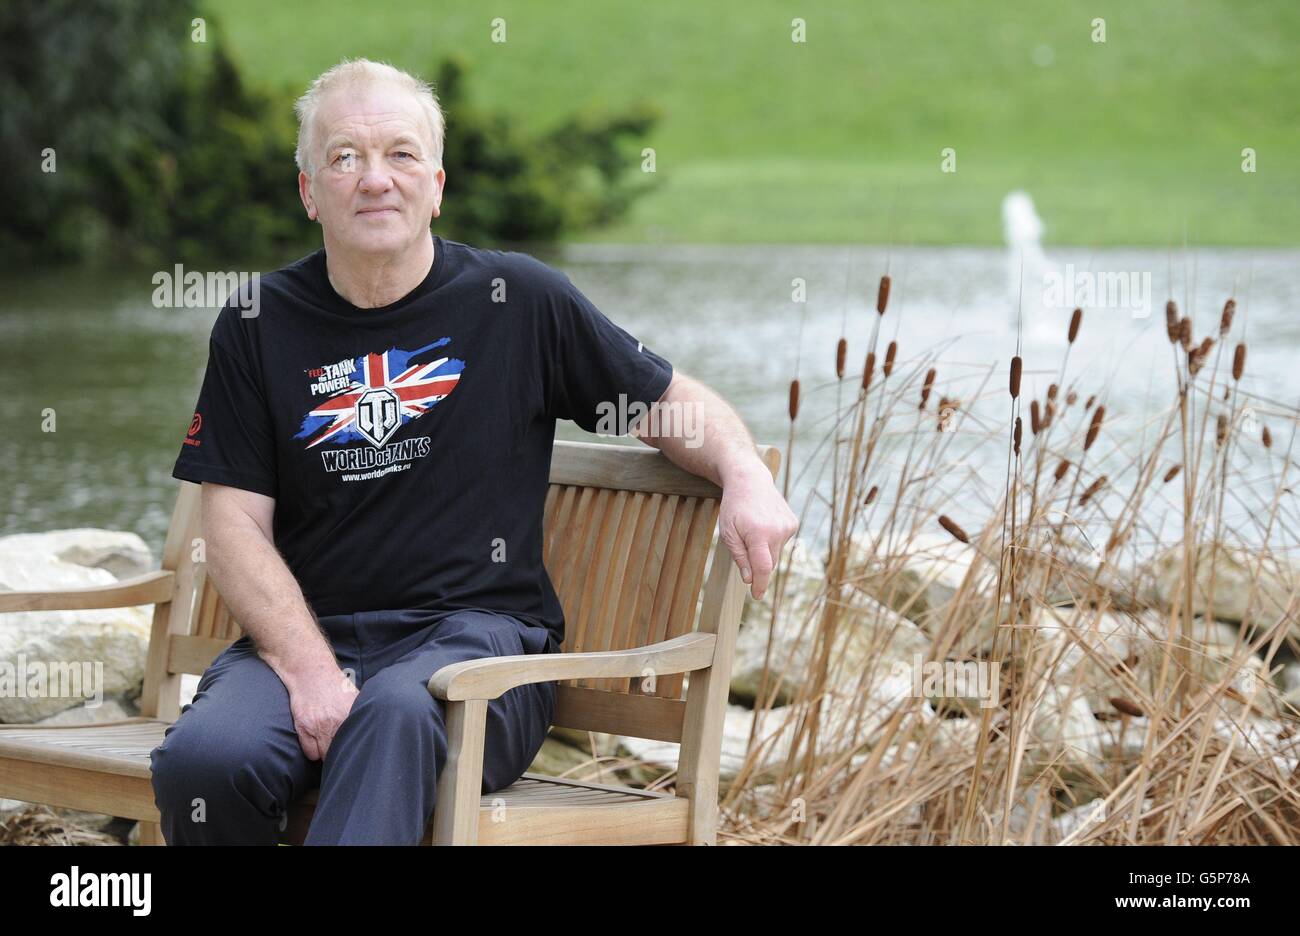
[1149, 544, 1297, 635]
[0, 529, 152, 581]
[1027, 682, 1106, 790]
[846, 530, 987, 623]
[0, 552, 151, 723]
[733, 579, 929, 707]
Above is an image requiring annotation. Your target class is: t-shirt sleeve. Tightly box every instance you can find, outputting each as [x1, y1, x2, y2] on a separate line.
[172, 325, 278, 499]
[539, 271, 674, 435]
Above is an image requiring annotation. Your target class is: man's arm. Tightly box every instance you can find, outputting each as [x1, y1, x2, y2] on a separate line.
[629, 371, 798, 600]
[200, 482, 357, 759]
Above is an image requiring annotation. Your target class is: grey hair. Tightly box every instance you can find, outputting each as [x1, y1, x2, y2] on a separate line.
[293, 58, 445, 176]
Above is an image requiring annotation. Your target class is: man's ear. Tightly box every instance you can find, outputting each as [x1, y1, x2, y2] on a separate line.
[298, 170, 318, 221]
[431, 167, 446, 219]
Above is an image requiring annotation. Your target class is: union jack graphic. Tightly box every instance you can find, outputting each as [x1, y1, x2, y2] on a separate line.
[294, 338, 465, 449]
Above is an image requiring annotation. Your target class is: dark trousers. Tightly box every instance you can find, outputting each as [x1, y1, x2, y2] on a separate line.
[149, 608, 556, 845]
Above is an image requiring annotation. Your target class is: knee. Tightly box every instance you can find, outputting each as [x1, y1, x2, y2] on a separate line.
[351, 674, 443, 728]
[150, 720, 281, 811]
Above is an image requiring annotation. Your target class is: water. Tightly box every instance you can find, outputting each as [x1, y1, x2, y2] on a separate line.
[2, 244, 1297, 564]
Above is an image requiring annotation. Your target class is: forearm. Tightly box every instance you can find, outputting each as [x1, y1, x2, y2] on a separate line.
[203, 511, 341, 691]
[632, 372, 771, 489]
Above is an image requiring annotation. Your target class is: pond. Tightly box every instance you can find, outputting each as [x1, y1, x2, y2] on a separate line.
[2, 243, 1296, 562]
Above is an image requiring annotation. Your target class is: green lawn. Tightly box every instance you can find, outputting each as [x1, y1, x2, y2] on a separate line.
[210, 0, 1300, 246]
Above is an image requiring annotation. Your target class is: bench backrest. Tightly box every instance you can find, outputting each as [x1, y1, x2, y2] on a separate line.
[141, 439, 778, 744]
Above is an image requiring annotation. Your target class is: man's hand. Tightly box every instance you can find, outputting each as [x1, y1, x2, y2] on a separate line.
[718, 467, 800, 600]
[627, 370, 799, 600]
[200, 481, 360, 761]
[283, 667, 360, 761]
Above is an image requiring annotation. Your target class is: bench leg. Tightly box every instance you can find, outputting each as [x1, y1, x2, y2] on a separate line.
[137, 820, 166, 846]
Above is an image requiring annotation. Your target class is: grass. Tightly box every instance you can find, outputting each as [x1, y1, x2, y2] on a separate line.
[694, 275, 1300, 844]
[209, 0, 1300, 245]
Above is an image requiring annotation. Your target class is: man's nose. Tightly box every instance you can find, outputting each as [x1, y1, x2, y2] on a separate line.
[356, 156, 394, 193]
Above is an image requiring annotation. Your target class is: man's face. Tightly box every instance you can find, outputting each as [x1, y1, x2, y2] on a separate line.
[297, 82, 445, 256]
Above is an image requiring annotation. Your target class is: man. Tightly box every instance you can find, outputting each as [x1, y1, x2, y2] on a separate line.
[150, 58, 798, 845]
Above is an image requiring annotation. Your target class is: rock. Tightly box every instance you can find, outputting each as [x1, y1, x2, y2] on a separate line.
[0, 529, 152, 581]
[545, 724, 620, 757]
[1280, 662, 1300, 699]
[846, 530, 987, 623]
[1096, 719, 1147, 765]
[733, 579, 930, 707]
[738, 537, 823, 645]
[35, 697, 133, 725]
[527, 736, 599, 777]
[179, 674, 200, 709]
[1027, 683, 1105, 790]
[1213, 715, 1299, 775]
[1040, 606, 1156, 713]
[1197, 620, 1279, 717]
[994, 794, 1054, 845]
[0, 552, 151, 722]
[1049, 797, 1157, 842]
[620, 702, 797, 784]
[1149, 544, 1297, 635]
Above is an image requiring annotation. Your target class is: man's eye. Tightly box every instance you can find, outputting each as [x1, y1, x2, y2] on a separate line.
[334, 153, 356, 168]
[393, 151, 415, 160]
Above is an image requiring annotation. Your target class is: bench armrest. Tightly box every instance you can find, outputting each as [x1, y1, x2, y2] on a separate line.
[0, 570, 175, 614]
[427, 631, 717, 702]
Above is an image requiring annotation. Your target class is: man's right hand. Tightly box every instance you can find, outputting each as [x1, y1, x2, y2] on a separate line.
[285, 669, 360, 761]
[198, 482, 362, 762]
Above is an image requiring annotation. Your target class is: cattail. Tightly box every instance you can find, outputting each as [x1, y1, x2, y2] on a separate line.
[1216, 413, 1228, 447]
[788, 379, 800, 421]
[1079, 474, 1107, 505]
[1188, 346, 1205, 377]
[938, 514, 969, 544]
[1110, 697, 1145, 718]
[876, 275, 891, 315]
[1030, 400, 1042, 435]
[1068, 307, 1082, 344]
[835, 338, 846, 378]
[1009, 356, 1022, 399]
[884, 341, 897, 377]
[1223, 385, 1231, 401]
[1178, 317, 1192, 351]
[1013, 416, 1022, 455]
[1066, 390, 1078, 406]
[1220, 298, 1236, 335]
[1085, 394, 1096, 410]
[1043, 400, 1055, 429]
[1047, 383, 1058, 401]
[862, 351, 876, 391]
[864, 485, 878, 505]
[920, 367, 936, 409]
[1163, 464, 1181, 483]
[1263, 425, 1272, 448]
[936, 396, 959, 430]
[1232, 343, 1246, 381]
[1165, 300, 1180, 343]
[1054, 459, 1071, 482]
[1085, 405, 1105, 451]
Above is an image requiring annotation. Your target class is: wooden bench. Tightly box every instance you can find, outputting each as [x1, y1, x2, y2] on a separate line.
[0, 438, 779, 845]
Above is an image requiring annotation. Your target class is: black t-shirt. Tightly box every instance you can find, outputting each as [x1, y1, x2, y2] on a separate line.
[172, 234, 674, 653]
